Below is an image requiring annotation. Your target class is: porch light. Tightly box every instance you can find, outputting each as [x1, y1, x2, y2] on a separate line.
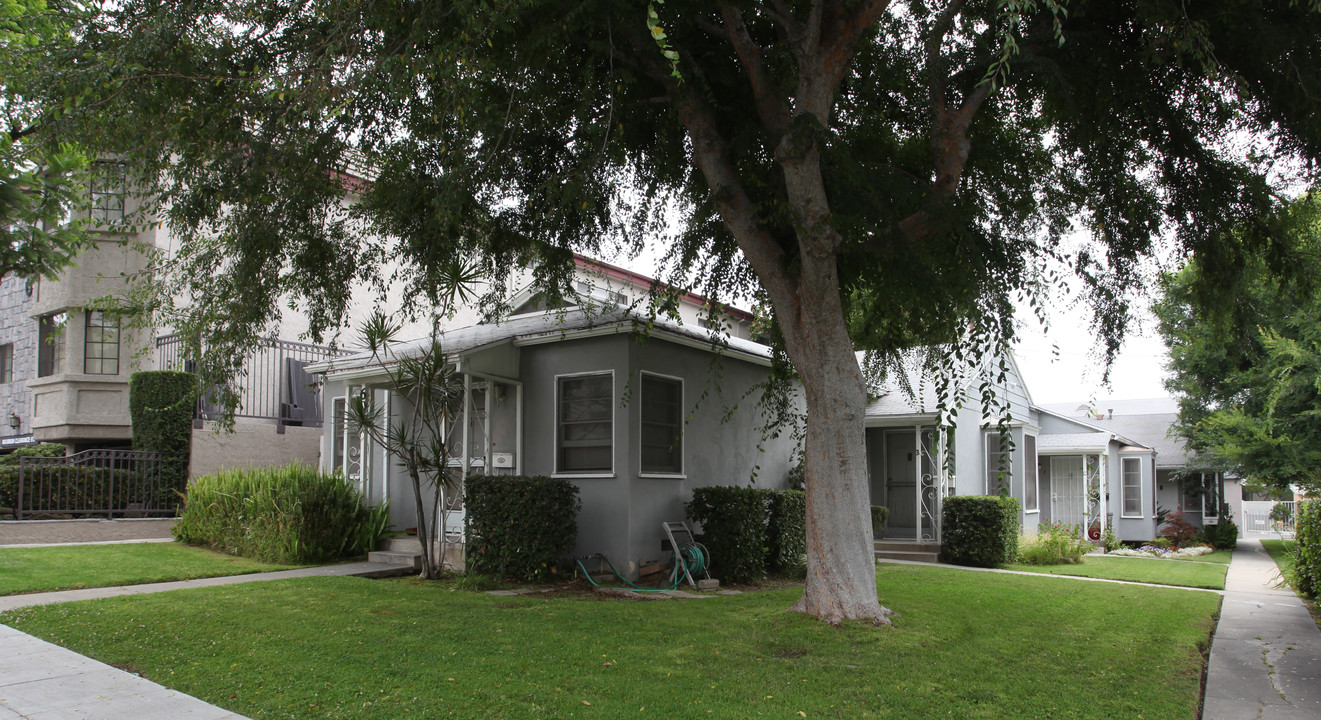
[8, 412, 20, 429]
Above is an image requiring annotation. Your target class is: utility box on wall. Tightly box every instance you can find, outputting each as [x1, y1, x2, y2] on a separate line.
[491, 452, 514, 469]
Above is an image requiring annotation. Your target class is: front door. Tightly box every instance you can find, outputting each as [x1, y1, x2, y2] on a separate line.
[1050, 456, 1086, 527]
[886, 431, 917, 540]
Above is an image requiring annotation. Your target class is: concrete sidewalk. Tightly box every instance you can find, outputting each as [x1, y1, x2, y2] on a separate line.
[0, 561, 406, 718]
[1203, 538, 1321, 720]
[0, 623, 248, 719]
[0, 561, 404, 612]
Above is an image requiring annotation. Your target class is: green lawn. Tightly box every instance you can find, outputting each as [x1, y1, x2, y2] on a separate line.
[0, 542, 303, 596]
[0, 565, 1220, 719]
[1261, 539, 1297, 585]
[1004, 555, 1228, 590]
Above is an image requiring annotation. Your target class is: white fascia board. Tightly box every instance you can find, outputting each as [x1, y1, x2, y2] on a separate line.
[864, 414, 938, 427]
[512, 324, 773, 367]
[979, 417, 1041, 432]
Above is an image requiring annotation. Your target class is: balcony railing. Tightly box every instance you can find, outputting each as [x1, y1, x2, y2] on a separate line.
[156, 334, 350, 428]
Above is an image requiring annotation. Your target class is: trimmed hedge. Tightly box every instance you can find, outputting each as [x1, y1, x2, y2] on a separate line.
[465, 475, 581, 581]
[766, 489, 807, 573]
[685, 486, 807, 583]
[0, 444, 67, 515]
[1296, 500, 1320, 598]
[871, 505, 890, 539]
[130, 371, 197, 484]
[940, 495, 1022, 567]
[173, 463, 388, 564]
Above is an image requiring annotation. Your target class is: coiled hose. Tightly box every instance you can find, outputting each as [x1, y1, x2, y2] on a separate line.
[576, 543, 710, 593]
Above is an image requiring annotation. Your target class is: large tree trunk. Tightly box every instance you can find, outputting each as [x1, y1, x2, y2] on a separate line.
[782, 253, 892, 624]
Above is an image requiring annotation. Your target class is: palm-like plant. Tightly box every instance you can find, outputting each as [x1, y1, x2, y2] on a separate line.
[344, 311, 466, 579]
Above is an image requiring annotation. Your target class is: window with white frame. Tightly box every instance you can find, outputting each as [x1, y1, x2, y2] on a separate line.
[1023, 434, 1038, 511]
[557, 373, 613, 474]
[83, 311, 120, 375]
[640, 373, 682, 474]
[1121, 457, 1142, 517]
[984, 431, 1012, 495]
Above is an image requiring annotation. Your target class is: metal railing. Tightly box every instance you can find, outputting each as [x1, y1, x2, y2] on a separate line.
[156, 334, 349, 428]
[16, 449, 184, 519]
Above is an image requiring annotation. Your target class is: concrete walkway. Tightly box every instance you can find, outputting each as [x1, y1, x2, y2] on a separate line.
[0, 561, 406, 718]
[0, 623, 247, 719]
[1203, 538, 1321, 720]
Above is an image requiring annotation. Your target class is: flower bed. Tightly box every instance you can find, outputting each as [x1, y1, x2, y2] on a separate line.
[1108, 545, 1213, 559]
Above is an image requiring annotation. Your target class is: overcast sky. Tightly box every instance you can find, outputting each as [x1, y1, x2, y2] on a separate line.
[1011, 303, 1173, 406]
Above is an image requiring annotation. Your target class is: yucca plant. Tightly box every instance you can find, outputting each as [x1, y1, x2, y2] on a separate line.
[344, 311, 467, 579]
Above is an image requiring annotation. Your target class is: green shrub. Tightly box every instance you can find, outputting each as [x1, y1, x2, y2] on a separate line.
[686, 487, 808, 583]
[465, 475, 581, 582]
[766, 490, 806, 574]
[1201, 507, 1239, 550]
[0, 444, 66, 515]
[1295, 500, 1320, 598]
[686, 486, 771, 583]
[1018, 522, 1093, 565]
[940, 495, 1021, 568]
[130, 371, 197, 485]
[871, 506, 890, 539]
[173, 463, 387, 564]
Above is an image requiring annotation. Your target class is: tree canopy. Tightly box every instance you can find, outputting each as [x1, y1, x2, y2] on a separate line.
[1155, 194, 1321, 496]
[1, 0, 91, 281]
[12, 0, 1321, 620]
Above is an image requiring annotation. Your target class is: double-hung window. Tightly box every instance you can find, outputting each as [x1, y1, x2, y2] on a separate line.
[640, 373, 682, 475]
[984, 432, 1012, 496]
[557, 373, 613, 474]
[84, 311, 120, 375]
[1121, 457, 1143, 517]
[0, 344, 12, 383]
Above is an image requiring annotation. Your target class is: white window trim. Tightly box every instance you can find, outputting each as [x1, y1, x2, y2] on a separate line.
[638, 370, 684, 478]
[1023, 432, 1039, 514]
[1120, 456, 1144, 518]
[982, 430, 1013, 497]
[552, 370, 615, 478]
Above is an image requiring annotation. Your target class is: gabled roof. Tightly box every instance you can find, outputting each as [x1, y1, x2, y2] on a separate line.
[863, 348, 1034, 420]
[1041, 398, 1192, 468]
[309, 308, 771, 379]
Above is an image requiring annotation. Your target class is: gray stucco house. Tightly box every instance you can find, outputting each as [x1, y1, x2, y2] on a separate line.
[865, 353, 1165, 545]
[1041, 398, 1242, 537]
[311, 308, 796, 579]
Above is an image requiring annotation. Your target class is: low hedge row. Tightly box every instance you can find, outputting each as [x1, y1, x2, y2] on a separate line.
[685, 486, 807, 583]
[940, 495, 1022, 567]
[1296, 500, 1320, 597]
[465, 475, 581, 582]
[0, 444, 66, 514]
[173, 463, 388, 564]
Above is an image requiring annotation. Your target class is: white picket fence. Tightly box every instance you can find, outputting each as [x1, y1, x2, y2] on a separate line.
[1242, 500, 1296, 536]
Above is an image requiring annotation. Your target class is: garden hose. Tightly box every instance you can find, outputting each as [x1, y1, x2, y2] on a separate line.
[576, 542, 710, 593]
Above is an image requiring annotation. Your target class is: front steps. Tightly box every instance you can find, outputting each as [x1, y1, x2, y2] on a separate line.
[366, 536, 424, 575]
[874, 540, 941, 563]
[366, 536, 466, 574]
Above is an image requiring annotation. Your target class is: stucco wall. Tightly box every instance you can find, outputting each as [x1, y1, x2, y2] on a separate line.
[190, 418, 322, 479]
